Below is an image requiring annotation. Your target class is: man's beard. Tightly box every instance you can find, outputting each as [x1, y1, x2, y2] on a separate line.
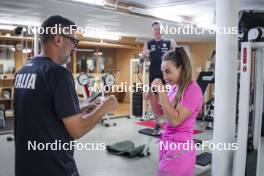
[61, 54, 71, 65]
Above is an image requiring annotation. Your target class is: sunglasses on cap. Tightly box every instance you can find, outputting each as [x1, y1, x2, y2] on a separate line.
[60, 34, 79, 48]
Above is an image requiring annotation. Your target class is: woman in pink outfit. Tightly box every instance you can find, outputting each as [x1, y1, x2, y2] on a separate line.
[148, 46, 203, 176]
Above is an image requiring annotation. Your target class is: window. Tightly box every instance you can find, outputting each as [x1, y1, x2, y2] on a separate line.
[0, 44, 15, 74]
[76, 47, 97, 73]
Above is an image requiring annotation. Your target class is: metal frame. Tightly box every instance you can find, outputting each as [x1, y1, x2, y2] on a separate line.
[0, 110, 5, 128]
[129, 59, 147, 119]
[234, 42, 264, 176]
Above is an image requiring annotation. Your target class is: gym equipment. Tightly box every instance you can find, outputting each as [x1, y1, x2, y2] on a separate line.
[99, 73, 117, 127]
[201, 98, 214, 130]
[0, 109, 14, 141]
[239, 10, 264, 43]
[136, 119, 204, 137]
[77, 72, 118, 127]
[194, 139, 203, 145]
[0, 109, 5, 128]
[106, 140, 150, 158]
[6, 136, 13, 141]
[196, 71, 215, 129]
[77, 73, 94, 86]
[130, 58, 145, 119]
[100, 118, 116, 127]
[103, 73, 116, 88]
[138, 123, 162, 137]
[77, 72, 95, 98]
[2, 88, 11, 99]
[138, 128, 161, 137]
[196, 71, 214, 95]
[262, 114, 264, 137]
[234, 41, 264, 176]
[196, 51, 216, 131]
[196, 152, 212, 166]
[141, 137, 152, 157]
[208, 50, 216, 72]
[0, 108, 14, 135]
[86, 92, 102, 103]
[132, 89, 143, 117]
[129, 57, 160, 158]
[130, 58, 153, 120]
[248, 28, 264, 41]
[98, 55, 105, 73]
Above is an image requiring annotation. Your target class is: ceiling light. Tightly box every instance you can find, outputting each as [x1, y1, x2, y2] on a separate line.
[128, 6, 183, 23]
[83, 32, 121, 41]
[150, 8, 183, 23]
[76, 48, 95, 52]
[0, 44, 14, 48]
[71, 0, 105, 6]
[0, 25, 16, 30]
[194, 16, 216, 31]
[22, 49, 32, 54]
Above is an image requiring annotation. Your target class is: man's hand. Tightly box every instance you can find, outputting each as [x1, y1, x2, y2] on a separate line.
[81, 95, 118, 119]
[170, 39, 177, 50]
[63, 95, 119, 139]
[143, 42, 150, 56]
[101, 95, 119, 113]
[143, 48, 150, 56]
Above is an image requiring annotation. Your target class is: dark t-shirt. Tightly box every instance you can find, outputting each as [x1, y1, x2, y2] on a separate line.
[147, 39, 171, 77]
[14, 56, 80, 176]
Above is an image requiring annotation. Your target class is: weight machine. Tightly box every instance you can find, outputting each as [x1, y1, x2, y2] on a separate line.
[129, 58, 150, 120]
[233, 10, 264, 176]
[77, 72, 117, 127]
[234, 41, 264, 176]
[130, 57, 158, 121]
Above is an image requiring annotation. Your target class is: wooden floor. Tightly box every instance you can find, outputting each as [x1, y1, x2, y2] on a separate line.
[111, 102, 130, 116]
[111, 101, 151, 117]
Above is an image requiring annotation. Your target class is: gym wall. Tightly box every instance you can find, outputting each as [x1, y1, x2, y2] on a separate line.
[179, 42, 216, 80]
